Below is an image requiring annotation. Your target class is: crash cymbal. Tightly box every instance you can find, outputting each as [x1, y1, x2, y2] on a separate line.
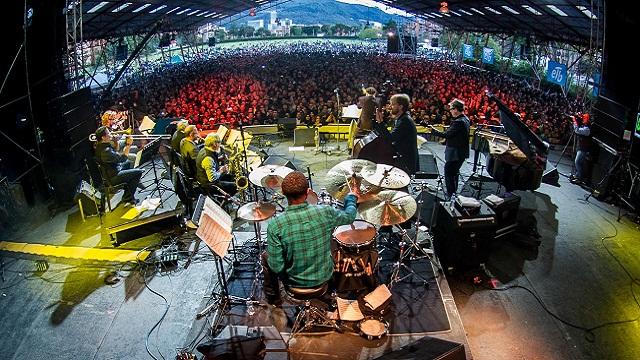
[325, 159, 378, 200]
[248, 165, 293, 189]
[237, 201, 276, 222]
[357, 190, 417, 226]
[362, 164, 411, 189]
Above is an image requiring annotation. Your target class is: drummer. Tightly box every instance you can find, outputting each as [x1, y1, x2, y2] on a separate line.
[262, 171, 358, 306]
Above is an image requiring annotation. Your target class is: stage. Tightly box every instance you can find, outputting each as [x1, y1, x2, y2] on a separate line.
[1, 137, 640, 360]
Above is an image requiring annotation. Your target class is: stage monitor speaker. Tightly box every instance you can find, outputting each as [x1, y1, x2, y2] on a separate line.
[591, 95, 632, 151]
[208, 37, 216, 47]
[387, 35, 399, 53]
[277, 118, 297, 135]
[262, 155, 297, 171]
[106, 209, 182, 246]
[74, 180, 101, 217]
[590, 141, 620, 200]
[294, 128, 316, 146]
[416, 190, 446, 227]
[375, 336, 465, 360]
[415, 152, 439, 179]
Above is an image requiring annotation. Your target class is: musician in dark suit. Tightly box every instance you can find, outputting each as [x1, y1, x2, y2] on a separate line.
[375, 93, 418, 175]
[356, 87, 378, 139]
[429, 99, 471, 198]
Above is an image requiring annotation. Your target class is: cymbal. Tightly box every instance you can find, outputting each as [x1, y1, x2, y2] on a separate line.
[325, 159, 378, 201]
[362, 164, 411, 189]
[248, 165, 293, 189]
[357, 190, 417, 226]
[237, 201, 276, 222]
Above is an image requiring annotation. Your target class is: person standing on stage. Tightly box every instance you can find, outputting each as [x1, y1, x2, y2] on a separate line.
[570, 113, 591, 185]
[356, 87, 378, 139]
[94, 126, 143, 206]
[262, 171, 358, 305]
[429, 99, 471, 198]
[195, 133, 236, 196]
[375, 93, 419, 175]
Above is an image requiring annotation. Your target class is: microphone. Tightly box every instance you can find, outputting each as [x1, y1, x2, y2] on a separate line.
[333, 88, 339, 93]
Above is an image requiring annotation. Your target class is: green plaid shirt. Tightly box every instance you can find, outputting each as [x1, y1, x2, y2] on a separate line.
[266, 194, 357, 288]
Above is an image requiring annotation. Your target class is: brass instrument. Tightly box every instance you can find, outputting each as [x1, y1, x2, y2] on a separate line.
[89, 128, 133, 142]
[227, 148, 248, 191]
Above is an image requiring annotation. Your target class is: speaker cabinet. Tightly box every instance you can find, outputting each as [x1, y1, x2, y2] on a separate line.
[375, 336, 465, 360]
[277, 118, 297, 136]
[387, 35, 399, 53]
[262, 155, 297, 171]
[74, 180, 101, 218]
[208, 37, 216, 47]
[415, 152, 439, 179]
[294, 128, 316, 146]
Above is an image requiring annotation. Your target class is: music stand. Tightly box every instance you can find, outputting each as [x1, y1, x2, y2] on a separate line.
[193, 195, 258, 320]
[136, 137, 173, 204]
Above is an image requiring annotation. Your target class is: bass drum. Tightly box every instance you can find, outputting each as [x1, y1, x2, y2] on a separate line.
[352, 131, 396, 167]
[332, 220, 379, 293]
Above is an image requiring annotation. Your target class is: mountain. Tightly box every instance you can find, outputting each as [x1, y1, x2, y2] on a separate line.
[234, 0, 403, 27]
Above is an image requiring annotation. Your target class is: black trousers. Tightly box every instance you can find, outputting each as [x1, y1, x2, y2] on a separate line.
[110, 161, 143, 202]
[444, 160, 464, 197]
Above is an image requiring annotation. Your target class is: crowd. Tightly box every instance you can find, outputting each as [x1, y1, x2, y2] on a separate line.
[109, 41, 583, 143]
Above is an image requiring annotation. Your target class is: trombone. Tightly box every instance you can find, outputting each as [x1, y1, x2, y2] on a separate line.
[89, 130, 169, 142]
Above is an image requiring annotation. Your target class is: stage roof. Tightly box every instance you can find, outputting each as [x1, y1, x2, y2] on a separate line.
[80, 1, 603, 47]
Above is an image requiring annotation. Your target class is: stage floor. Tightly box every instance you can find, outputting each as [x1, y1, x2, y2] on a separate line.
[1, 137, 640, 360]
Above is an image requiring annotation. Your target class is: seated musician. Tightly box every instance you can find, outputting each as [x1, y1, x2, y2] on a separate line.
[179, 125, 200, 177]
[195, 133, 237, 196]
[262, 171, 358, 305]
[171, 120, 189, 153]
[94, 126, 143, 206]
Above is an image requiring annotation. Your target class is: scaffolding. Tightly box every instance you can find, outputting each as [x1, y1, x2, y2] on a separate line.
[64, 0, 86, 91]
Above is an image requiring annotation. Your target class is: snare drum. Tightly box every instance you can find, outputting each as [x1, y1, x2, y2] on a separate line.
[333, 220, 379, 292]
[357, 317, 389, 340]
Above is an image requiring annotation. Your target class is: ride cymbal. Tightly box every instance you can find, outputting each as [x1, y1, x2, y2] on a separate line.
[237, 201, 276, 222]
[248, 165, 293, 189]
[325, 159, 378, 201]
[357, 190, 417, 226]
[362, 164, 411, 189]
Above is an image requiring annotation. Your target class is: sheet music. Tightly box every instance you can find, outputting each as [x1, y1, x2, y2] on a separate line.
[200, 196, 232, 231]
[342, 104, 361, 119]
[363, 284, 392, 311]
[134, 151, 143, 168]
[139, 116, 155, 133]
[336, 297, 364, 321]
[196, 213, 232, 258]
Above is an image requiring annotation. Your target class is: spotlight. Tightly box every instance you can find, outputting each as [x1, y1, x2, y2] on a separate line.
[387, 31, 395, 37]
[439, 2, 449, 14]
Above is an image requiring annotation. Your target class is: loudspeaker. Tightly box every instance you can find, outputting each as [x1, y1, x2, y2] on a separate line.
[375, 336, 465, 360]
[106, 209, 183, 246]
[48, 87, 97, 149]
[430, 38, 438, 47]
[415, 152, 439, 179]
[115, 44, 128, 61]
[208, 37, 216, 47]
[74, 180, 101, 216]
[591, 95, 631, 151]
[590, 143, 619, 199]
[415, 190, 445, 226]
[294, 128, 316, 146]
[262, 155, 297, 171]
[387, 35, 399, 53]
[277, 118, 297, 134]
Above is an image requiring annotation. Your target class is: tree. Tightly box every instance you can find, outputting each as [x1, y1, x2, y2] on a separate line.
[255, 28, 271, 37]
[214, 29, 226, 41]
[241, 26, 255, 38]
[331, 23, 349, 36]
[291, 26, 303, 36]
[383, 19, 397, 32]
[302, 25, 320, 36]
[358, 27, 381, 39]
[320, 24, 333, 36]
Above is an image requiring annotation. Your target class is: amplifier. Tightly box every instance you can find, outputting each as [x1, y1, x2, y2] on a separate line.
[483, 193, 520, 239]
[432, 201, 496, 272]
[415, 152, 439, 179]
[294, 128, 317, 146]
[74, 180, 101, 220]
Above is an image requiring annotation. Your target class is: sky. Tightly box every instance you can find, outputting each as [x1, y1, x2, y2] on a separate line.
[335, 0, 413, 17]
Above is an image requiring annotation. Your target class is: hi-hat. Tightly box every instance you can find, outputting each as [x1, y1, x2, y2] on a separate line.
[362, 164, 411, 189]
[325, 159, 379, 201]
[237, 201, 276, 222]
[248, 165, 293, 189]
[357, 190, 417, 226]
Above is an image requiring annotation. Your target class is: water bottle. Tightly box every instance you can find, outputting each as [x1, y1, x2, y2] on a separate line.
[450, 192, 456, 209]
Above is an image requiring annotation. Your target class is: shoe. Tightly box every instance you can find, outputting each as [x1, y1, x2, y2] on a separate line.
[122, 198, 139, 207]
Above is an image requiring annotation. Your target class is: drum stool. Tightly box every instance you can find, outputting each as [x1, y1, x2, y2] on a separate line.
[284, 282, 339, 345]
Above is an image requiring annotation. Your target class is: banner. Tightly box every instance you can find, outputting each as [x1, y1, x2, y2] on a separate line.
[462, 44, 474, 60]
[546, 61, 567, 87]
[592, 73, 601, 97]
[482, 47, 494, 64]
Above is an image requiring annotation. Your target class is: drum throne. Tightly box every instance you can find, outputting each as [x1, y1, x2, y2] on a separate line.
[284, 282, 340, 345]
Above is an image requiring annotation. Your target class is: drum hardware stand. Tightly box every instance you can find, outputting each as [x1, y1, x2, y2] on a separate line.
[388, 183, 439, 288]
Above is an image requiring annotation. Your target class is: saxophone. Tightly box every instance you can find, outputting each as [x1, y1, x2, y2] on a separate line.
[228, 148, 248, 191]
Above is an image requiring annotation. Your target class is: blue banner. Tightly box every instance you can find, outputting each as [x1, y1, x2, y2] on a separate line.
[482, 47, 494, 64]
[592, 73, 601, 97]
[462, 44, 474, 60]
[546, 61, 567, 87]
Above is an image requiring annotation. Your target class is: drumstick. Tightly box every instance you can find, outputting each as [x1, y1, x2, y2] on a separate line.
[358, 258, 366, 272]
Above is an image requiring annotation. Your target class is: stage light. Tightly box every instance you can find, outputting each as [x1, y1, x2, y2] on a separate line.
[439, 2, 449, 14]
[249, 7, 256, 16]
[387, 31, 395, 37]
